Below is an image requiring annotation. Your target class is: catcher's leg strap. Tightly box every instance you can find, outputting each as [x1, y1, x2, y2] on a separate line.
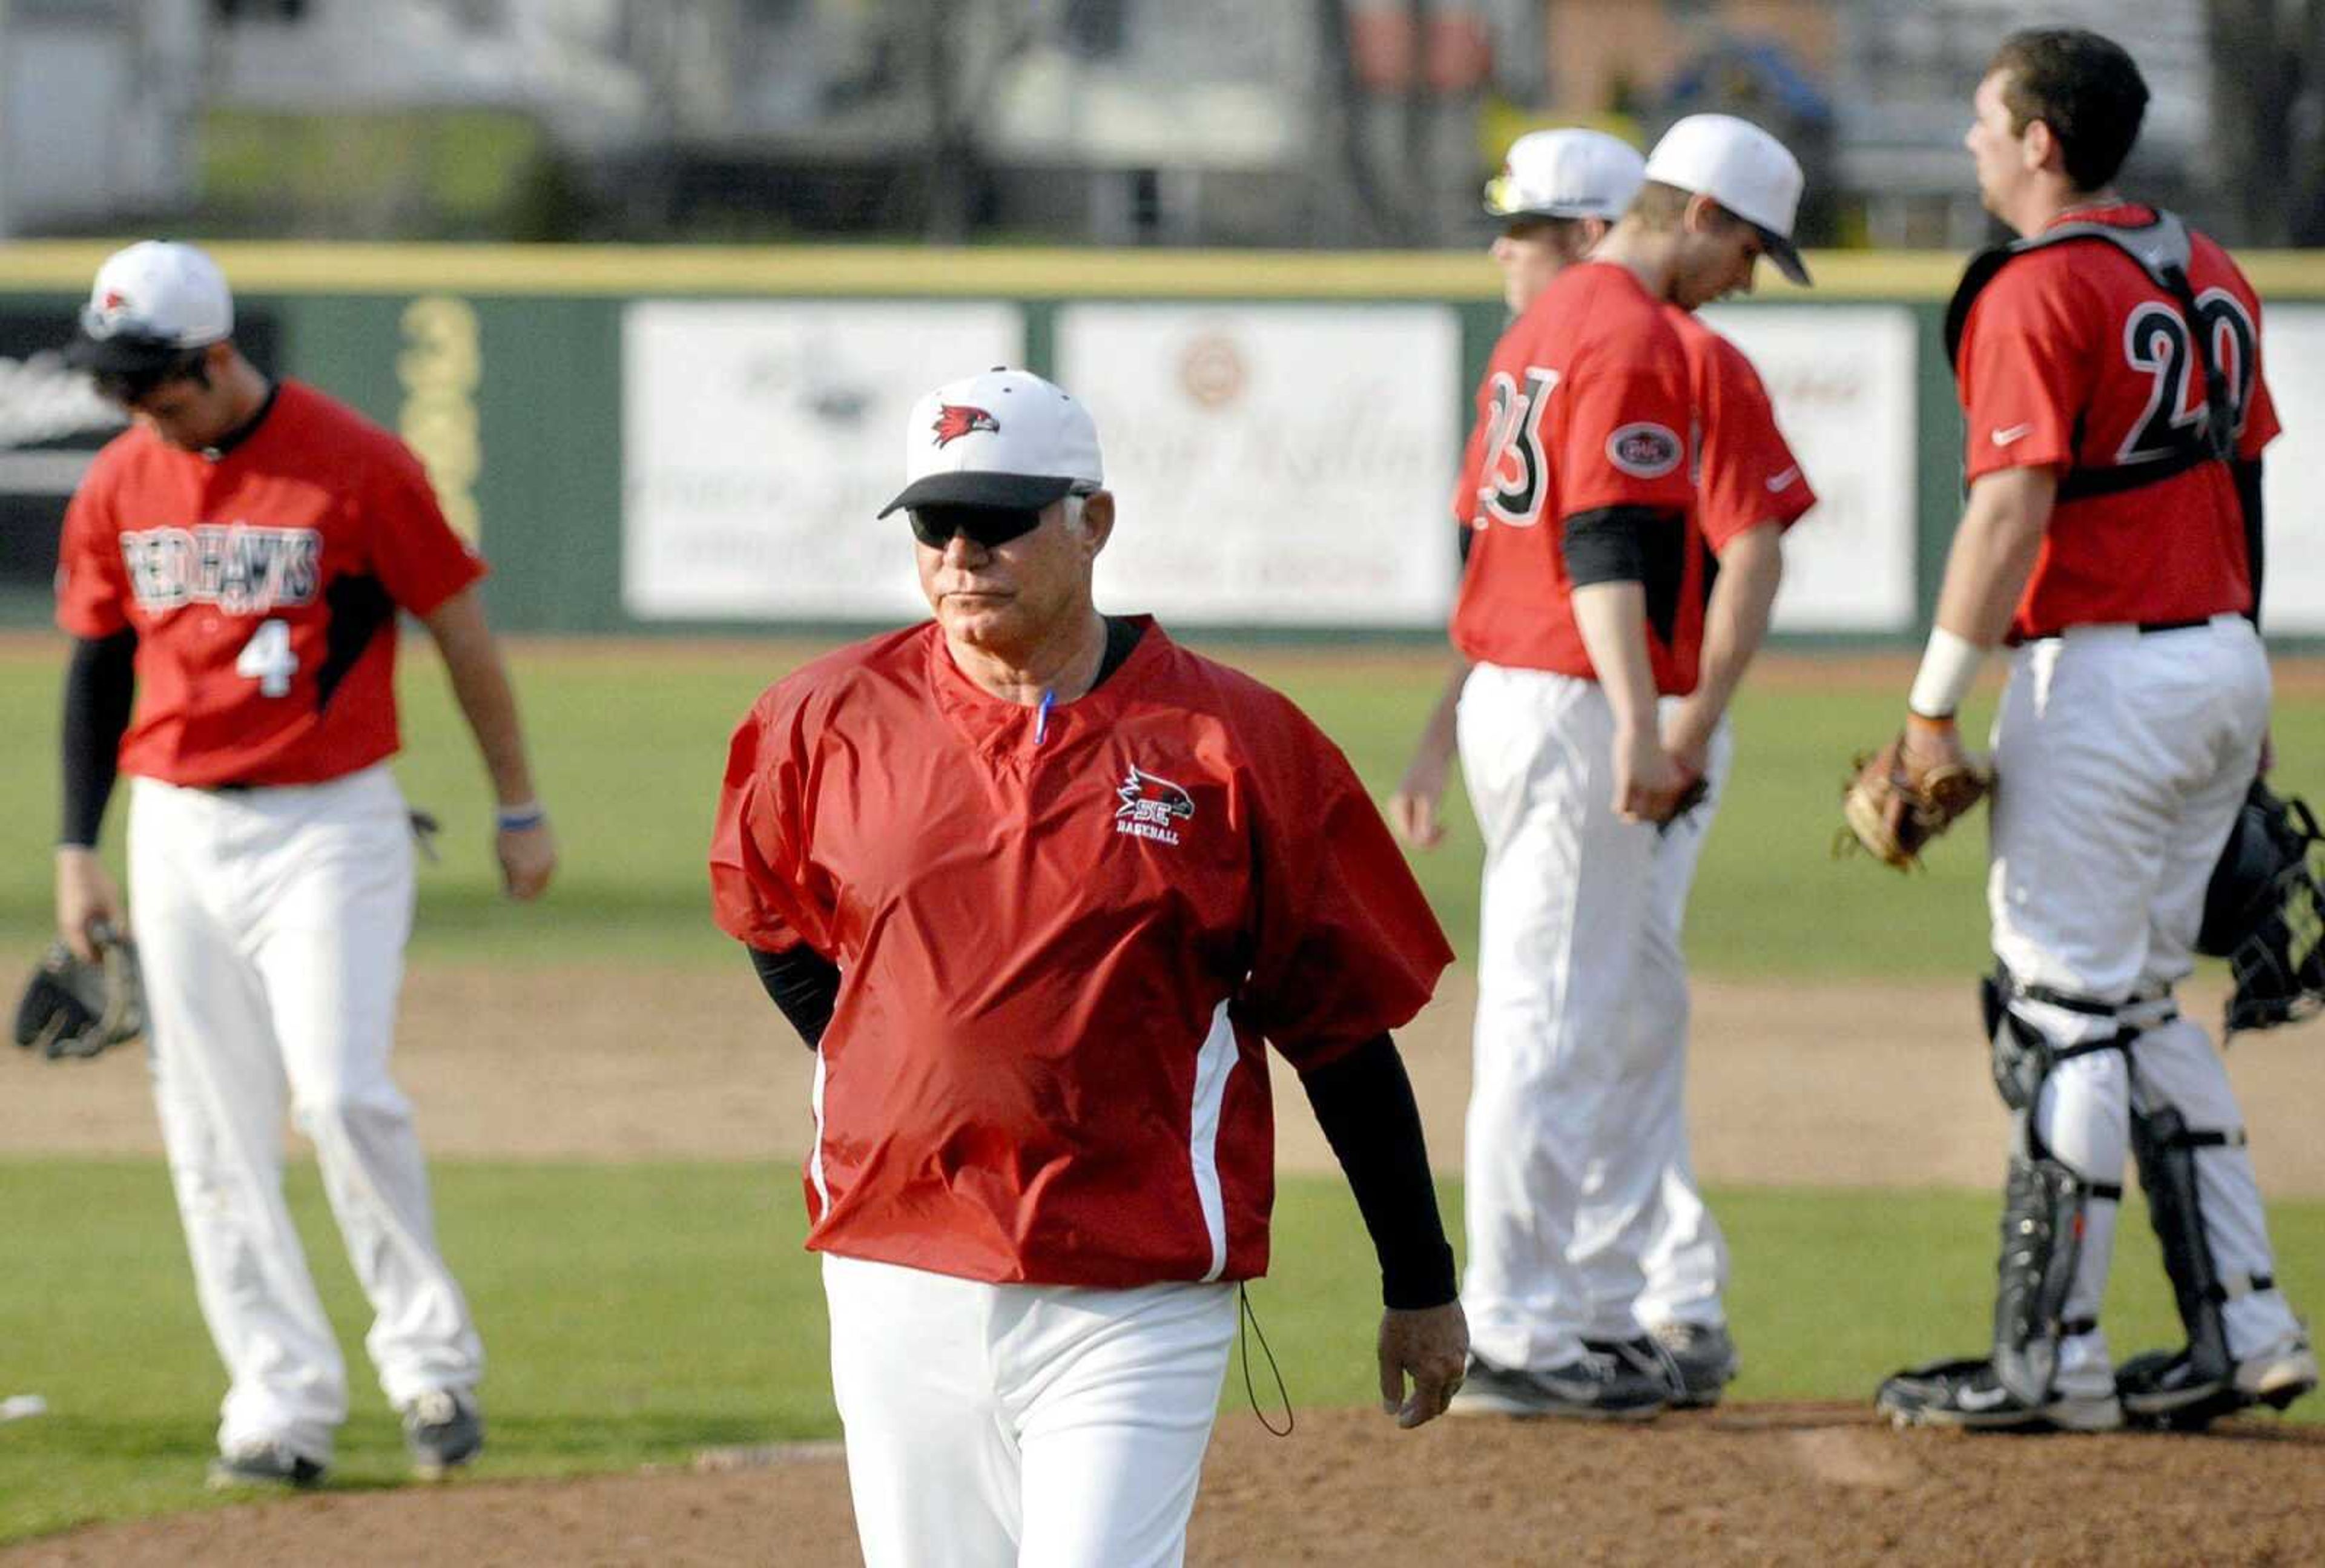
[1982, 966, 2137, 1113]
[2129, 1106, 2271, 1379]
[1991, 1148, 2123, 1405]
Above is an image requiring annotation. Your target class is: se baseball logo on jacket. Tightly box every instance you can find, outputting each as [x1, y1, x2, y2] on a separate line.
[1115, 764, 1195, 847]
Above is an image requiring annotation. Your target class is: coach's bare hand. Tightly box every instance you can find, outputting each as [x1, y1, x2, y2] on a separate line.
[55, 846, 126, 963]
[1388, 751, 1451, 850]
[497, 820, 558, 901]
[1378, 1301, 1468, 1429]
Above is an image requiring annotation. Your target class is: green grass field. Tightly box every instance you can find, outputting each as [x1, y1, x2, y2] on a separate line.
[1, 637, 2320, 1544]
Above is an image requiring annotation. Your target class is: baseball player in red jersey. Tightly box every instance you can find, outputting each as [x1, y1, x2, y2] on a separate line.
[50, 242, 558, 1486]
[1393, 116, 1814, 1421]
[1873, 29, 2317, 1432]
[710, 367, 1466, 1566]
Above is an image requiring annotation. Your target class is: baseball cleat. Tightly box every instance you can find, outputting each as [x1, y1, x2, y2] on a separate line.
[400, 1386, 484, 1480]
[1446, 1349, 1667, 1421]
[206, 1441, 327, 1491]
[1875, 1356, 2122, 1432]
[2117, 1331, 2318, 1429]
[1649, 1320, 1740, 1408]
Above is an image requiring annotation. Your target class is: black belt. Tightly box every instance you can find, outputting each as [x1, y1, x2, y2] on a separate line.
[201, 782, 259, 794]
[2024, 615, 2220, 641]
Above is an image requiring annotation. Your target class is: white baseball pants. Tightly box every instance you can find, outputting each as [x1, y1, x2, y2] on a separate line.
[822, 1254, 1235, 1568]
[1987, 618, 2302, 1392]
[1456, 663, 1731, 1373]
[129, 765, 481, 1464]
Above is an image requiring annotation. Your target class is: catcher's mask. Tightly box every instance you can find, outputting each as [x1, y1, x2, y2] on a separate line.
[2197, 780, 2325, 1035]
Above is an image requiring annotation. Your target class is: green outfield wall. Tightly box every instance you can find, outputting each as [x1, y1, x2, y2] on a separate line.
[4, 241, 2322, 640]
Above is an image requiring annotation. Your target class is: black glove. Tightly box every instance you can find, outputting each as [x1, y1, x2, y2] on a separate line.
[13, 921, 146, 1061]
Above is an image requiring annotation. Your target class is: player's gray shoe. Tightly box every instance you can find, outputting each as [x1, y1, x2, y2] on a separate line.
[206, 1441, 326, 1490]
[400, 1386, 484, 1480]
[1446, 1347, 1668, 1421]
[1649, 1320, 1740, 1408]
[1876, 1356, 2122, 1432]
[2117, 1329, 2319, 1429]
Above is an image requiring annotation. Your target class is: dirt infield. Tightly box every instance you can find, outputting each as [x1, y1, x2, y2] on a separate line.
[12, 1406, 2323, 1567]
[8, 961, 2323, 1564]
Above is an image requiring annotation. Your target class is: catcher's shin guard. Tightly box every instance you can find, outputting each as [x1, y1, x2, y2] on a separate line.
[2126, 1105, 2249, 1388]
[1990, 1142, 2118, 1405]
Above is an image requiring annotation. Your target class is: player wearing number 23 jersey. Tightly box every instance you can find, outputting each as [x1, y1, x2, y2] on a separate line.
[1449, 260, 1705, 691]
[56, 378, 485, 782]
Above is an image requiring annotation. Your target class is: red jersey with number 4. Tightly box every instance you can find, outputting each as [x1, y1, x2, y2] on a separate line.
[1449, 262, 1704, 691]
[54, 380, 485, 788]
[709, 619, 1453, 1289]
[1667, 307, 1816, 550]
[1956, 204, 2275, 637]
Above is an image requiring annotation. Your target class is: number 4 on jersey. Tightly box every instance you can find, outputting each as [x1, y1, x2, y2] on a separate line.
[235, 618, 298, 697]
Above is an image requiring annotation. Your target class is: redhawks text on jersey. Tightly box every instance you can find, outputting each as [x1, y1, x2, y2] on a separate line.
[55, 381, 484, 788]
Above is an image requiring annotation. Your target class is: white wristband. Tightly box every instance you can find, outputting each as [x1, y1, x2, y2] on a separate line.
[1908, 627, 1984, 719]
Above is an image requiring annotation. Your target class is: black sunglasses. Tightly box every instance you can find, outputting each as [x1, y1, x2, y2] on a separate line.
[906, 503, 1047, 551]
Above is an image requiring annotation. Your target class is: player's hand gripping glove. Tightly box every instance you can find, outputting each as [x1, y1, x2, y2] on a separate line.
[1838, 721, 1994, 872]
[13, 921, 146, 1061]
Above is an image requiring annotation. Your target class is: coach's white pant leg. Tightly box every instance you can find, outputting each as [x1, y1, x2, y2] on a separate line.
[131, 779, 347, 1463]
[1632, 713, 1733, 1332]
[1011, 1280, 1236, 1568]
[822, 1259, 1234, 1568]
[252, 769, 481, 1407]
[1457, 666, 1655, 1371]
[823, 1257, 1023, 1568]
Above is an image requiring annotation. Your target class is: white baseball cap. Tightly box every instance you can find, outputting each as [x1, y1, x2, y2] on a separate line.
[1483, 128, 1646, 222]
[1642, 114, 1812, 286]
[878, 367, 1104, 516]
[65, 240, 236, 374]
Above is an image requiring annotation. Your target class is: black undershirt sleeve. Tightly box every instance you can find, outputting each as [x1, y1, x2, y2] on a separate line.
[1297, 1032, 1459, 1310]
[749, 944, 841, 1049]
[60, 629, 137, 849]
[2234, 458, 2265, 632]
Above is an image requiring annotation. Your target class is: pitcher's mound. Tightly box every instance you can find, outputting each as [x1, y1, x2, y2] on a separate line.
[13, 1404, 2319, 1567]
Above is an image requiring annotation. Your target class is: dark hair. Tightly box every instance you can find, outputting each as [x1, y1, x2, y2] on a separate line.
[92, 346, 213, 406]
[1988, 28, 2149, 191]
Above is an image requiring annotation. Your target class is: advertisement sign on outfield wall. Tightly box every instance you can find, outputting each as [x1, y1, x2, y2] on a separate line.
[1057, 304, 1463, 627]
[2252, 306, 2325, 634]
[1698, 305, 1920, 634]
[622, 301, 1022, 619]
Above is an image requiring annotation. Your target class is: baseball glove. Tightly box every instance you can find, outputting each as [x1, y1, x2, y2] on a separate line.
[1838, 732, 1994, 872]
[13, 922, 146, 1061]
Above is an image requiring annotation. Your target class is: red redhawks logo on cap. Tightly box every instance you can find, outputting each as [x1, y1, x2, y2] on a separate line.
[931, 404, 1000, 446]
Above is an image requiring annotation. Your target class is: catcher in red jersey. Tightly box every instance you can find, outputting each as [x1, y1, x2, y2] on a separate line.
[710, 368, 1466, 1568]
[51, 242, 556, 1487]
[1873, 29, 2317, 1433]
[1393, 117, 1815, 1423]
